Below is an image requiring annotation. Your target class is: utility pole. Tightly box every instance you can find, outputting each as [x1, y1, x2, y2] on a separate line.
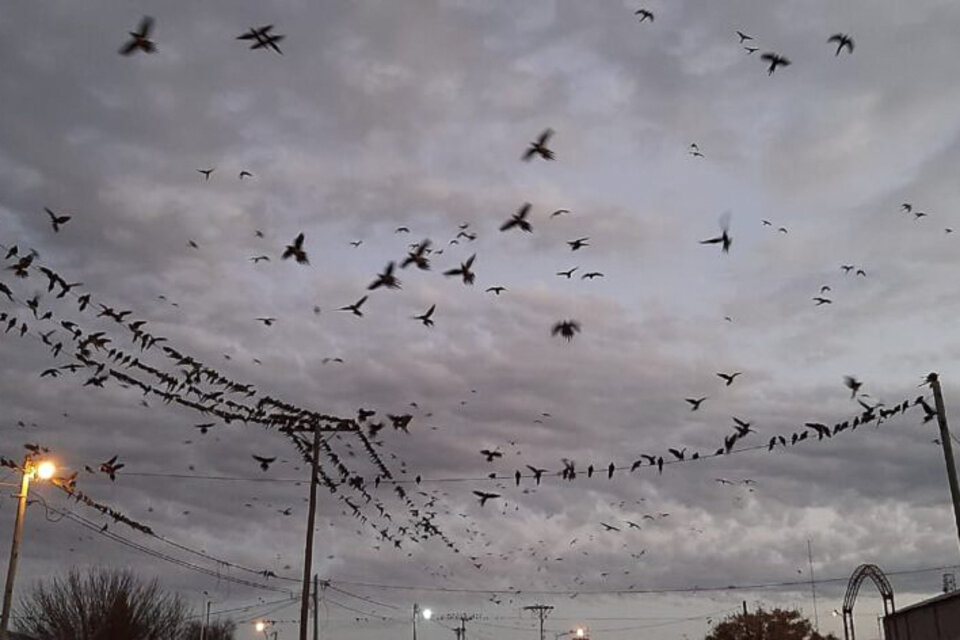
[523, 604, 554, 640]
[459, 615, 467, 640]
[299, 427, 322, 640]
[313, 574, 319, 640]
[928, 373, 960, 555]
[0, 463, 31, 640]
[808, 540, 819, 633]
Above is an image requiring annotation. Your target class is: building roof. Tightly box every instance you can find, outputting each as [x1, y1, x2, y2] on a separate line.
[890, 590, 960, 617]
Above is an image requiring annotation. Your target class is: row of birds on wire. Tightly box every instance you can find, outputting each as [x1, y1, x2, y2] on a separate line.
[0, 245, 940, 522]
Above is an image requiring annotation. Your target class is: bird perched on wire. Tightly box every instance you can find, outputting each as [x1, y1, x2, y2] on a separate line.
[523, 129, 555, 161]
[119, 16, 156, 55]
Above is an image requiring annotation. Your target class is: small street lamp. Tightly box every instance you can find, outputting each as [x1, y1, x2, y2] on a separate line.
[254, 620, 278, 639]
[1, 455, 57, 638]
[413, 603, 433, 640]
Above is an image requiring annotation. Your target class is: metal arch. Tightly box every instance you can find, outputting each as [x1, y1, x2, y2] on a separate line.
[842, 564, 896, 640]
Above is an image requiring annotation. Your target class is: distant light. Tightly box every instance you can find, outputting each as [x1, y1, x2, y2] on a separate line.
[423, 608, 433, 620]
[255, 621, 266, 632]
[576, 628, 585, 638]
[36, 461, 56, 480]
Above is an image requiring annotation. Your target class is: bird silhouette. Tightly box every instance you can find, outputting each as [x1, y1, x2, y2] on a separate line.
[736, 31, 753, 43]
[600, 522, 621, 532]
[813, 297, 832, 306]
[480, 449, 502, 462]
[256, 317, 276, 326]
[581, 272, 604, 280]
[197, 168, 214, 181]
[250, 255, 270, 263]
[500, 203, 533, 232]
[239, 171, 253, 179]
[99, 455, 125, 481]
[685, 397, 707, 411]
[634, 9, 654, 22]
[368, 261, 401, 290]
[44, 208, 71, 233]
[401, 240, 432, 270]
[237, 25, 285, 54]
[119, 17, 156, 55]
[414, 304, 436, 327]
[551, 320, 581, 342]
[568, 237, 589, 251]
[486, 286, 507, 295]
[526, 466, 547, 485]
[700, 212, 732, 253]
[744, 47, 759, 54]
[252, 455, 276, 471]
[473, 491, 500, 506]
[556, 267, 578, 279]
[761, 52, 791, 75]
[282, 233, 308, 264]
[716, 372, 742, 386]
[338, 296, 368, 317]
[551, 209, 570, 218]
[443, 254, 476, 285]
[194, 423, 215, 434]
[844, 376, 863, 399]
[828, 33, 854, 56]
[523, 129, 555, 161]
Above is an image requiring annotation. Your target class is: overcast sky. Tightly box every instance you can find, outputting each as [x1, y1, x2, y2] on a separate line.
[4, 0, 960, 639]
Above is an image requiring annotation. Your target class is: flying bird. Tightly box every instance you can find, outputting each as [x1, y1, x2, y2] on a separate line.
[338, 296, 368, 317]
[744, 47, 758, 54]
[237, 25, 285, 54]
[249, 255, 270, 263]
[500, 203, 533, 232]
[486, 286, 507, 295]
[700, 212, 732, 253]
[736, 31, 753, 43]
[556, 267, 578, 279]
[44, 208, 71, 233]
[239, 171, 253, 179]
[551, 209, 570, 218]
[402, 239, 432, 270]
[119, 16, 156, 55]
[368, 261, 401, 290]
[256, 317, 276, 326]
[581, 272, 604, 280]
[523, 129, 555, 161]
[717, 372, 742, 386]
[473, 491, 500, 507]
[99, 455, 125, 481]
[600, 522, 621, 532]
[567, 237, 589, 251]
[414, 304, 436, 327]
[813, 297, 832, 306]
[634, 9, 654, 22]
[828, 33, 854, 56]
[844, 376, 863, 399]
[480, 449, 503, 462]
[761, 52, 791, 75]
[197, 168, 214, 181]
[252, 455, 276, 471]
[443, 254, 476, 285]
[685, 397, 707, 411]
[282, 233, 308, 264]
[551, 320, 581, 342]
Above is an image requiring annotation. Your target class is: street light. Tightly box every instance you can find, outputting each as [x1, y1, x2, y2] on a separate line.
[1, 456, 57, 639]
[413, 603, 432, 640]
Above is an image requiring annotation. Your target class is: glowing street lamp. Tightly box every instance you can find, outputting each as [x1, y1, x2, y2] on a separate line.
[413, 603, 433, 640]
[1, 457, 57, 637]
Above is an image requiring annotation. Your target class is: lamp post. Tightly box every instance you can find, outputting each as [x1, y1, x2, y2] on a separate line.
[554, 628, 586, 640]
[413, 604, 433, 640]
[1, 457, 56, 640]
[255, 620, 279, 639]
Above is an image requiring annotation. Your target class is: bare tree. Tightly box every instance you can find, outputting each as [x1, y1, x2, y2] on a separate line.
[15, 567, 190, 640]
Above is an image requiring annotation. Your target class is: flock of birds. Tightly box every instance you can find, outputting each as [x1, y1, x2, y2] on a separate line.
[1, 4, 952, 612]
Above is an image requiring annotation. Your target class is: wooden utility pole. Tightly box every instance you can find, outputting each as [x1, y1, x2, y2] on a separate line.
[313, 574, 319, 640]
[299, 427, 322, 640]
[808, 540, 819, 633]
[929, 373, 960, 554]
[523, 605, 554, 640]
[1, 459, 32, 640]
